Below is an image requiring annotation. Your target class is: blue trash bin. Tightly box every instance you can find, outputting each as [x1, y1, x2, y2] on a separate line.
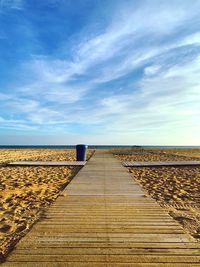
[76, 144, 88, 161]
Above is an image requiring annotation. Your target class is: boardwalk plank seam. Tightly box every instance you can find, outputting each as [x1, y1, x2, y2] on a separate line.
[123, 161, 200, 167]
[6, 161, 86, 166]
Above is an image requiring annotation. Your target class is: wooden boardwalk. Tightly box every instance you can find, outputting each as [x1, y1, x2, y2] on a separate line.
[123, 161, 200, 167]
[6, 161, 86, 167]
[2, 152, 200, 266]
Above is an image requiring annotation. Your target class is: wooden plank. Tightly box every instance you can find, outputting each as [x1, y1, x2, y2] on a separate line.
[12, 247, 200, 255]
[6, 161, 86, 166]
[2, 151, 199, 266]
[3, 263, 200, 267]
[26, 229, 184, 234]
[6, 254, 200, 262]
[123, 161, 200, 167]
[16, 244, 200, 250]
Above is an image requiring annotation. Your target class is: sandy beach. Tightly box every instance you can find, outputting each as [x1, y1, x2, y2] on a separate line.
[1, 148, 200, 261]
[0, 149, 76, 163]
[115, 148, 200, 240]
[0, 149, 93, 261]
[115, 148, 200, 162]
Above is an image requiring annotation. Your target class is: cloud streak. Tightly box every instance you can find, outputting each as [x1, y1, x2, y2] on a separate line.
[0, 0, 200, 144]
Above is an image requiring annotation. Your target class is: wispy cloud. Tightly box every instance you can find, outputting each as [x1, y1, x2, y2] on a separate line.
[0, 0, 200, 144]
[0, 0, 24, 10]
[96, 56, 200, 134]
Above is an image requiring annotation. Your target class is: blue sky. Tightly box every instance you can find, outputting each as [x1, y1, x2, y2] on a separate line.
[0, 0, 200, 145]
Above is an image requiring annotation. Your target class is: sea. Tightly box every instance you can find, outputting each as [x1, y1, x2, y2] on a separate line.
[0, 145, 199, 149]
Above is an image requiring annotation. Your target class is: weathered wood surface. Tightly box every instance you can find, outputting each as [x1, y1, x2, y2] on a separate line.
[6, 161, 86, 166]
[2, 151, 200, 266]
[123, 161, 200, 167]
[115, 152, 147, 155]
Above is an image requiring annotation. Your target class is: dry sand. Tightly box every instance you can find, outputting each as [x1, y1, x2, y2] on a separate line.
[116, 149, 200, 240]
[0, 148, 76, 163]
[162, 148, 200, 159]
[1, 148, 199, 261]
[0, 149, 93, 261]
[116, 148, 200, 162]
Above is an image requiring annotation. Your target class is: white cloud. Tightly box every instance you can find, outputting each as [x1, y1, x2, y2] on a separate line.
[180, 32, 200, 46]
[0, 92, 11, 100]
[144, 65, 161, 76]
[22, 0, 200, 86]
[0, 0, 24, 10]
[86, 55, 200, 139]
[1, 0, 200, 144]
[0, 116, 38, 131]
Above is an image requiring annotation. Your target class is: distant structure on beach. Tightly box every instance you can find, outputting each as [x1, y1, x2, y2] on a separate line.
[131, 145, 144, 152]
